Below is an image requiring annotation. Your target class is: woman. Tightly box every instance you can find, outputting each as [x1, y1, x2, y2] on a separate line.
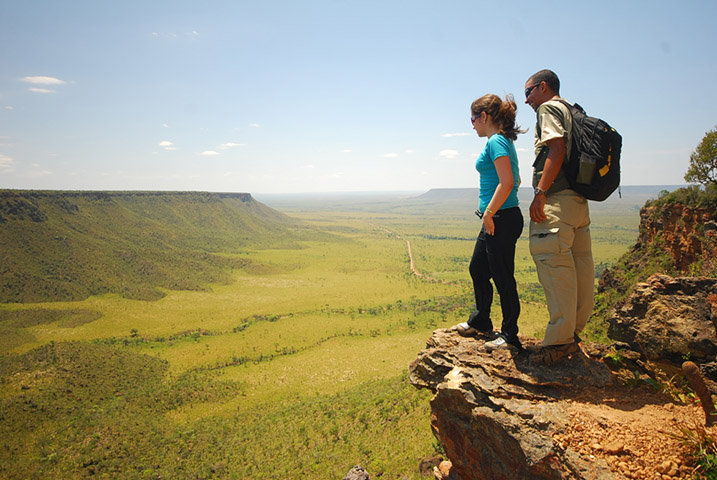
[455, 94, 525, 351]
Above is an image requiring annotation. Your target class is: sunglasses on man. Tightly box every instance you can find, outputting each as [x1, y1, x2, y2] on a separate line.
[524, 83, 541, 98]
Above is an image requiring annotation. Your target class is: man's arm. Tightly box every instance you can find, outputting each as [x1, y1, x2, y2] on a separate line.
[529, 137, 566, 223]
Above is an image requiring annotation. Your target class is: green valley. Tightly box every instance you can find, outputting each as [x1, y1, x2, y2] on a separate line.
[0, 187, 667, 479]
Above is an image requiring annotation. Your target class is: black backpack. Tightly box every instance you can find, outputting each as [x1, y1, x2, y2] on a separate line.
[558, 99, 622, 201]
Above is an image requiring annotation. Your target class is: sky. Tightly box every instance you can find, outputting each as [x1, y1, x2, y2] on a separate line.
[1, 0, 716, 194]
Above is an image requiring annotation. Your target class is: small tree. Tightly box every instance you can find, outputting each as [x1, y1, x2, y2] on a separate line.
[685, 126, 717, 185]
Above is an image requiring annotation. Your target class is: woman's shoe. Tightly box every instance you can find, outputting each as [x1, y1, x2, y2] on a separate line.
[454, 322, 493, 338]
[484, 334, 522, 352]
[454, 322, 477, 336]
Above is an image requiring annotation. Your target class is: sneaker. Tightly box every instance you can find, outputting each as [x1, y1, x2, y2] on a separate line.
[484, 334, 520, 352]
[531, 341, 580, 366]
[454, 322, 493, 338]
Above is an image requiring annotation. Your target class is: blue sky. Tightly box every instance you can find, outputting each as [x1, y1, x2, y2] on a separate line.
[1, 0, 715, 194]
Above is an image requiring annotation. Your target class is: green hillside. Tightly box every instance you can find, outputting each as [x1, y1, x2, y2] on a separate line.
[0, 190, 301, 303]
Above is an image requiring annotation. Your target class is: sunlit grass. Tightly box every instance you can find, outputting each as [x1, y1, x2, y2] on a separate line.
[0, 199, 642, 479]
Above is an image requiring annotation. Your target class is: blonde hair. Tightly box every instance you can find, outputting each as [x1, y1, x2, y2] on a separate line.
[470, 94, 525, 141]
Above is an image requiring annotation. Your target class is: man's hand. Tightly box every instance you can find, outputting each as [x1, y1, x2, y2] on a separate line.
[530, 194, 547, 223]
[530, 137, 565, 223]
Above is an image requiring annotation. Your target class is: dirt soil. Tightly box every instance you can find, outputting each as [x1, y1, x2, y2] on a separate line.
[559, 383, 712, 479]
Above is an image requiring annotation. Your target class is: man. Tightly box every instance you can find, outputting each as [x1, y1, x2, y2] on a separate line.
[524, 69, 594, 365]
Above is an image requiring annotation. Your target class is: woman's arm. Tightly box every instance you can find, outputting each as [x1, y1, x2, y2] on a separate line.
[482, 155, 513, 235]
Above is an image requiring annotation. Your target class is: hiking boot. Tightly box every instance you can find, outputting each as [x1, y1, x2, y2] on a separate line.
[453, 322, 493, 338]
[531, 341, 580, 366]
[484, 334, 521, 352]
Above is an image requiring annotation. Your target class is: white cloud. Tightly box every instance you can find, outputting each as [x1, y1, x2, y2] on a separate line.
[3, 106, 14, 110]
[342, 149, 352, 153]
[0, 154, 16, 172]
[219, 142, 246, 149]
[159, 140, 174, 149]
[250, 123, 261, 128]
[20, 76, 66, 85]
[442, 132, 471, 138]
[28, 87, 55, 94]
[439, 149, 460, 159]
[405, 149, 415, 154]
[162, 123, 169, 128]
[201, 150, 220, 156]
[151, 32, 178, 39]
[380, 153, 398, 158]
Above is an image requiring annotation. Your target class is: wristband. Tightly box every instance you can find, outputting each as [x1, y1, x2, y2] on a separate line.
[485, 207, 495, 215]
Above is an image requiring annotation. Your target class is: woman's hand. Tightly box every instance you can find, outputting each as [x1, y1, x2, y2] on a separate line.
[483, 213, 495, 235]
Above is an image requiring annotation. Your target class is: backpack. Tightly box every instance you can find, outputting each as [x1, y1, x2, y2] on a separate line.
[558, 99, 622, 201]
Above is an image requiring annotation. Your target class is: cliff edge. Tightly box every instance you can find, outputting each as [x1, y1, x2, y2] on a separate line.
[409, 188, 717, 480]
[409, 328, 704, 479]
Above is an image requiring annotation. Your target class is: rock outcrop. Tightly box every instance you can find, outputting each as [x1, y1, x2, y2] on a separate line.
[638, 204, 717, 274]
[409, 330, 703, 479]
[607, 274, 717, 364]
[409, 330, 616, 480]
[342, 465, 371, 480]
[409, 195, 717, 479]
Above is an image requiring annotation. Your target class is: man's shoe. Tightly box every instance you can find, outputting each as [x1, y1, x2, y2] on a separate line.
[484, 334, 520, 352]
[531, 341, 580, 366]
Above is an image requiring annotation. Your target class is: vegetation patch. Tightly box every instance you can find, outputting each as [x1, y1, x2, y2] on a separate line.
[0, 340, 430, 479]
[0, 308, 102, 329]
[0, 309, 103, 352]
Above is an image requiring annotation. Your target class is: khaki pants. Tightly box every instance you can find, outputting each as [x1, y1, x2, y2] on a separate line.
[529, 190, 594, 347]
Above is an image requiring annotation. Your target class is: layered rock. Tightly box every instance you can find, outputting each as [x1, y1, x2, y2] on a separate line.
[409, 330, 616, 480]
[607, 274, 717, 363]
[638, 204, 717, 274]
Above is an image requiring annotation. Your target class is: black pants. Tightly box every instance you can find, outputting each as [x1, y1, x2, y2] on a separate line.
[468, 206, 524, 342]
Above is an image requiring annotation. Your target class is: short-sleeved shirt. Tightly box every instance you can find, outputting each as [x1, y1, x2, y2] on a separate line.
[532, 99, 572, 193]
[476, 133, 520, 212]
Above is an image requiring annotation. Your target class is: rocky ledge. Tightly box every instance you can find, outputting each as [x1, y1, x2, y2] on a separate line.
[409, 328, 706, 480]
[409, 330, 617, 480]
[407, 274, 717, 479]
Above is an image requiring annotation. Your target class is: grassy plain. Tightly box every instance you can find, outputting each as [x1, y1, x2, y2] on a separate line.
[0, 187, 664, 479]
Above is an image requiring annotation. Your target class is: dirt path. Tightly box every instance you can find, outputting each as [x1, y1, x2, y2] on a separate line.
[365, 222, 447, 283]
